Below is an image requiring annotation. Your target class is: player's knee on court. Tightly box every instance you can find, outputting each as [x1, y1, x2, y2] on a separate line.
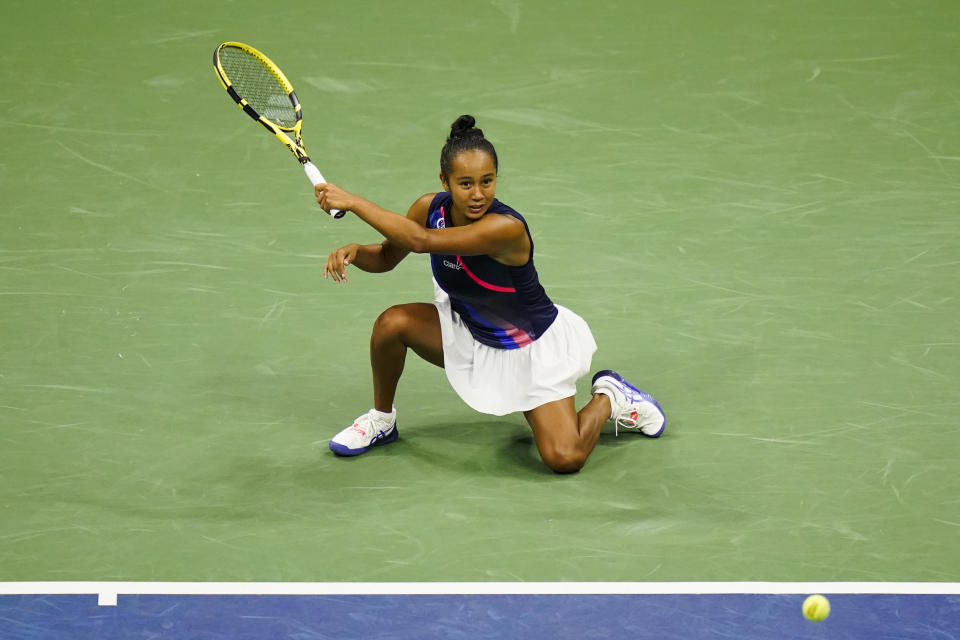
[539, 443, 586, 474]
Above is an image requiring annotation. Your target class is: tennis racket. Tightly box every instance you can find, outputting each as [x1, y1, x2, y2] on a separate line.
[213, 41, 345, 218]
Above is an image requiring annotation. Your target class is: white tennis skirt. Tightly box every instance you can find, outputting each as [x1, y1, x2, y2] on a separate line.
[432, 281, 598, 416]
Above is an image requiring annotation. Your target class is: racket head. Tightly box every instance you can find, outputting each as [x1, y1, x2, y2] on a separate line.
[212, 41, 343, 219]
[214, 42, 301, 132]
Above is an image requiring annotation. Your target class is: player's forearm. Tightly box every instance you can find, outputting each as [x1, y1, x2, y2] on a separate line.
[350, 198, 429, 253]
[351, 242, 399, 273]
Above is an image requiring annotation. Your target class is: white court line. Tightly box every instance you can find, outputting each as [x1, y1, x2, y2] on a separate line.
[1, 582, 959, 606]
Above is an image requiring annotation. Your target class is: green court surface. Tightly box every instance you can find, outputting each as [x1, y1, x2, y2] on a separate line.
[1, 1, 958, 584]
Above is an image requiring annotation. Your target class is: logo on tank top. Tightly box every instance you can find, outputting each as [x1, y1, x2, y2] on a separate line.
[442, 259, 461, 270]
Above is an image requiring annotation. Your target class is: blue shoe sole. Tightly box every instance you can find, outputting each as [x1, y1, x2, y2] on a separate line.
[329, 423, 399, 456]
[592, 370, 667, 437]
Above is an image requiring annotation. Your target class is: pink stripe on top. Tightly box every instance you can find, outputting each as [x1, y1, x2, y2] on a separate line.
[456, 256, 517, 293]
[503, 325, 534, 347]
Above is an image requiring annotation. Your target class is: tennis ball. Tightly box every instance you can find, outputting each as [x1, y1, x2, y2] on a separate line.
[802, 594, 830, 622]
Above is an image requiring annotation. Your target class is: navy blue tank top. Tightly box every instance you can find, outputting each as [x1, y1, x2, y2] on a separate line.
[427, 192, 558, 349]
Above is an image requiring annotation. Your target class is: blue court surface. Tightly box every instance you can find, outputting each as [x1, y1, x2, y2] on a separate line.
[2, 583, 959, 638]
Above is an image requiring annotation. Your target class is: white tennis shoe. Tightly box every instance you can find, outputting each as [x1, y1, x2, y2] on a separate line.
[591, 370, 666, 437]
[329, 408, 398, 456]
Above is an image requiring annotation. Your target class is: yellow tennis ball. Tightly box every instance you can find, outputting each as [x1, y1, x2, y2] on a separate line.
[802, 594, 830, 621]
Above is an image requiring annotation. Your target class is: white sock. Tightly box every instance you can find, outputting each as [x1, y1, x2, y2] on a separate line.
[370, 407, 396, 422]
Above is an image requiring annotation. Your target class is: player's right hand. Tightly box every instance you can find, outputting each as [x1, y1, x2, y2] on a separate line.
[315, 182, 356, 214]
[324, 243, 360, 283]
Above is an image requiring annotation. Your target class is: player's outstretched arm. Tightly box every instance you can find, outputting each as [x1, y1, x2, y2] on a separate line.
[315, 183, 432, 251]
[320, 190, 434, 283]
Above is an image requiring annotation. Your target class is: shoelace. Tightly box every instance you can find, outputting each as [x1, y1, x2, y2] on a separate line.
[351, 413, 393, 441]
[613, 407, 643, 437]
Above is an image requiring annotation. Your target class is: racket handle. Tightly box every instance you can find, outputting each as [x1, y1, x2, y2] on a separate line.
[303, 161, 346, 219]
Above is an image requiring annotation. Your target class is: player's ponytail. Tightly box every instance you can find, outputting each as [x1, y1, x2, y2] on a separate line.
[440, 114, 499, 180]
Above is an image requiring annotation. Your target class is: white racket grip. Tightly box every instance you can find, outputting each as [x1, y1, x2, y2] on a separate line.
[303, 161, 346, 219]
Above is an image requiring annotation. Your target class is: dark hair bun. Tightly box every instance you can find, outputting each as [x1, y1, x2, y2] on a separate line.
[440, 114, 498, 179]
[449, 114, 482, 140]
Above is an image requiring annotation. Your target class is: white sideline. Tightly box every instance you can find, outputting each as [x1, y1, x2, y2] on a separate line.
[1, 582, 959, 606]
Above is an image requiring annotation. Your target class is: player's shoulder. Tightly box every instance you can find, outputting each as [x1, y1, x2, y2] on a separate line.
[477, 206, 526, 240]
[407, 192, 441, 225]
[485, 199, 528, 235]
[488, 198, 523, 219]
[414, 192, 439, 206]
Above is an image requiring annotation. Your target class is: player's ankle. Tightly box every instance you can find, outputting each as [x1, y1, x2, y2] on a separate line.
[371, 406, 396, 420]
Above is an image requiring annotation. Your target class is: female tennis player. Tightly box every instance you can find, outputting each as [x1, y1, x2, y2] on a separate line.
[314, 115, 665, 473]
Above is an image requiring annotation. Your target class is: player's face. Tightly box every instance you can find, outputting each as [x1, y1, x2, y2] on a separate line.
[441, 149, 498, 223]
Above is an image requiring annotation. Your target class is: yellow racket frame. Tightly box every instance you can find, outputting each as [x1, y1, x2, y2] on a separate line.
[213, 41, 307, 160]
[213, 41, 344, 217]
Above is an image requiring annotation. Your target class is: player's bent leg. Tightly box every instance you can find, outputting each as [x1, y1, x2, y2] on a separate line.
[330, 303, 443, 457]
[370, 303, 444, 411]
[524, 394, 612, 474]
[522, 397, 586, 473]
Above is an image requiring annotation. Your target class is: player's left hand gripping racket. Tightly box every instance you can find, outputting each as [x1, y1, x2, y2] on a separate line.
[213, 41, 345, 218]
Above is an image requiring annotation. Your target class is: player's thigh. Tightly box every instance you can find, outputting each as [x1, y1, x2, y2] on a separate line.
[373, 302, 444, 367]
